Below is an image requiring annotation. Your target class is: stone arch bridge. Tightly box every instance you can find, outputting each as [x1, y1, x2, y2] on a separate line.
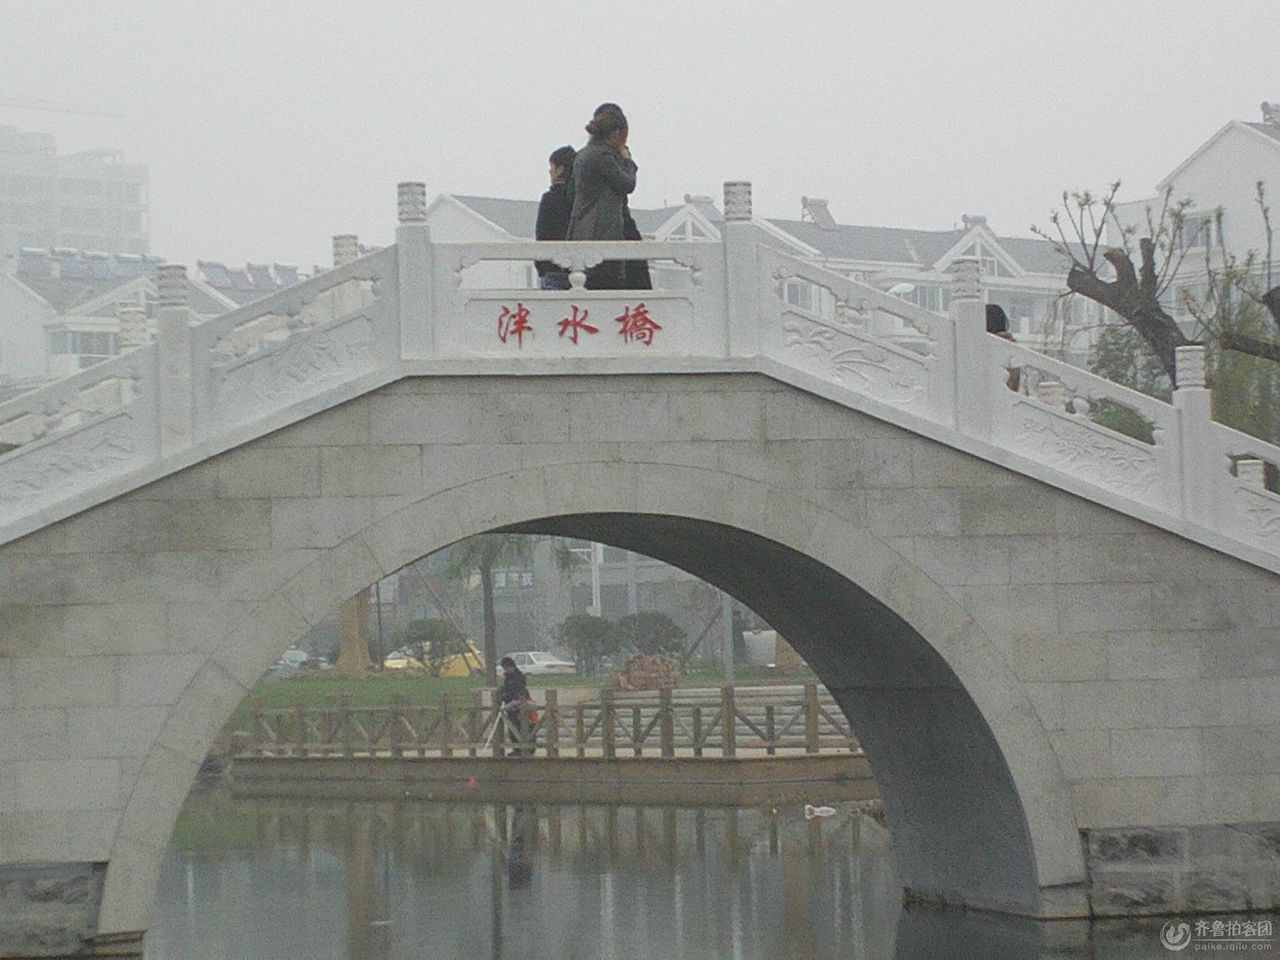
[1, 182, 1278, 955]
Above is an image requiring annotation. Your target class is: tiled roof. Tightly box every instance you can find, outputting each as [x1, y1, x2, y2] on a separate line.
[17, 274, 229, 317]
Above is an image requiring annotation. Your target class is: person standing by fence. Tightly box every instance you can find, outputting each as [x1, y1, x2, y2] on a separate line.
[568, 102, 637, 290]
[497, 655, 533, 756]
[535, 145, 576, 290]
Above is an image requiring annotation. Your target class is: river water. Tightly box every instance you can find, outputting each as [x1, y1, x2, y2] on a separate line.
[144, 790, 1229, 959]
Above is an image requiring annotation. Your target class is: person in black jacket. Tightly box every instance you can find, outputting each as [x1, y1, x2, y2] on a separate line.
[535, 145, 575, 290]
[497, 656, 533, 756]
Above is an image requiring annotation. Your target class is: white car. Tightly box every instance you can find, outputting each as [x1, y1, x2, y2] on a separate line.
[507, 651, 576, 676]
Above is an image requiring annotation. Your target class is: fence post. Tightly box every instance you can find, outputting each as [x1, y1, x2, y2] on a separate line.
[948, 256, 991, 441]
[632, 704, 643, 758]
[602, 689, 616, 760]
[250, 698, 264, 756]
[1174, 345, 1214, 523]
[765, 704, 777, 756]
[659, 687, 675, 759]
[544, 689, 559, 759]
[575, 703, 586, 759]
[721, 686, 737, 758]
[692, 705, 703, 758]
[722, 181, 760, 359]
[396, 181, 434, 360]
[439, 694, 453, 758]
[340, 695, 353, 758]
[804, 683, 820, 755]
[293, 702, 308, 758]
[389, 694, 405, 759]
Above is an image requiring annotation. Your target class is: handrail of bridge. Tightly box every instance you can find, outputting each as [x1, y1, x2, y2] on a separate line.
[0, 180, 1277, 569]
[238, 684, 861, 760]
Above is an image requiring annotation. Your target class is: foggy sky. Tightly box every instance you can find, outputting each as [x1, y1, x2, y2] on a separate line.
[2, 0, 1275, 269]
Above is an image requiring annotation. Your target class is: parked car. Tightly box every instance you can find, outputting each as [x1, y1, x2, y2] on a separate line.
[507, 651, 576, 676]
[270, 647, 309, 672]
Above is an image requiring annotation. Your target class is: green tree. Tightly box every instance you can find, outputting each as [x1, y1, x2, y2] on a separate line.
[446, 534, 535, 685]
[611, 611, 686, 657]
[555, 613, 616, 675]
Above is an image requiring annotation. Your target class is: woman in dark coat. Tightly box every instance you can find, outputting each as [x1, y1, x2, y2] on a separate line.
[568, 103, 638, 289]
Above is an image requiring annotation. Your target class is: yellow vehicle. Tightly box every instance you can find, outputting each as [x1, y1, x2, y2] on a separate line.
[382, 643, 485, 678]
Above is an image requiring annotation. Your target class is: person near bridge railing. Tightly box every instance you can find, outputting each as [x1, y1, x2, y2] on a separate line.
[497, 655, 535, 756]
[986, 303, 1022, 392]
[535, 145, 576, 290]
[568, 102, 638, 290]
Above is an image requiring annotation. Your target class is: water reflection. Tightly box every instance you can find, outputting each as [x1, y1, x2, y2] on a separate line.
[147, 791, 1232, 959]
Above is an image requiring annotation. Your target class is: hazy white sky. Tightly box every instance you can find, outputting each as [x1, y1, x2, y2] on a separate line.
[2, 0, 1275, 268]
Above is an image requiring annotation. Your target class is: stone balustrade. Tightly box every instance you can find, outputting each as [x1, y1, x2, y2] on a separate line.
[0, 181, 1277, 570]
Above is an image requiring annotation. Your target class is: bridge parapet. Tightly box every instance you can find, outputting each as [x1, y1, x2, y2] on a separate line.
[0, 180, 1277, 568]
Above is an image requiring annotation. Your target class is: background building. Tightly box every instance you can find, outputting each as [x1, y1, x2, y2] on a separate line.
[0, 125, 148, 258]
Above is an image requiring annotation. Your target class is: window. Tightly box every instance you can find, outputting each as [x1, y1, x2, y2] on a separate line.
[1179, 212, 1222, 252]
[47, 330, 116, 357]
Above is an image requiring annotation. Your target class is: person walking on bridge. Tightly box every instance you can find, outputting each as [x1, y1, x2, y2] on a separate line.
[568, 102, 637, 289]
[497, 655, 534, 756]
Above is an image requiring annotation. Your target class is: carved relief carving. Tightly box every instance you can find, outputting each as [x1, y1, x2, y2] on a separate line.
[782, 318, 924, 406]
[0, 417, 137, 503]
[1012, 410, 1159, 496]
[216, 317, 375, 410]
[1238, 487, 1280, 540]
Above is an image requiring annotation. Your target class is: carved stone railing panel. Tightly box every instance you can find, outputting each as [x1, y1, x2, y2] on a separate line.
[0, 348, 157, 514]
[988, 339, 1181, 511]
[1206, 423, 1280, 548]
[430, 240, 726, 359]
[758, 249, 937, 414]
[192, 249, 397, 434]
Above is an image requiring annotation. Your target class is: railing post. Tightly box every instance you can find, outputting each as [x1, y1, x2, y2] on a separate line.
[659, 687, 675, 759]
[721, 686, 736, 758]
[765, 703, 776, 756]
[116, 302, 149, 351]
[722, 180, 760, 359]
[250, 697, 264, 757]
[948, 256, 990, 440]
[156, 264, 195, 455]
[692, 704, 703, 758]
[293, 702, 308, 758]
[602, 689, 616, 760]
[575, 703, 586, 759]
[333, 234, 359, 267]
[439, 694, 453, 758]
[340, 695, 353, 758]
[1174, 345, 1214, 523]
[396, 181, 434, 360]
[804, 683, 820, 755]
[544, 689, 559, 759]
[389, 694, 405, 759]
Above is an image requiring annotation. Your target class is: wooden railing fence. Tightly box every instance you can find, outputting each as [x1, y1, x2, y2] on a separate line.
[241, 684, 861, 760]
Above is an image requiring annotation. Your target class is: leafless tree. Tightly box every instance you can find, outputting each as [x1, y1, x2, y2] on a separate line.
[1033, 182, 1280, 384]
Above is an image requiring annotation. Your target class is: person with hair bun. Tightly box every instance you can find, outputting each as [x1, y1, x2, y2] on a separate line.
[568, 102, 638, 289]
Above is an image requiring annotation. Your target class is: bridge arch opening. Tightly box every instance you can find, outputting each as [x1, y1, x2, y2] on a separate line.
[108, 454, 1086, 936]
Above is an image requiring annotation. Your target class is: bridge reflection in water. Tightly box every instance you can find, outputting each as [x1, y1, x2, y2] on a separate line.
[145, 793, 1197, 959]
[147, 792, 899, 960]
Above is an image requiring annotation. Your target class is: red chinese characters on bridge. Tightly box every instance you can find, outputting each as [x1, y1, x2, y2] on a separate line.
[497, 302, 661, 348]
[615, 303, 662, 346]
[497, 302, 533, 347]
[556, 305, 599, 345]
